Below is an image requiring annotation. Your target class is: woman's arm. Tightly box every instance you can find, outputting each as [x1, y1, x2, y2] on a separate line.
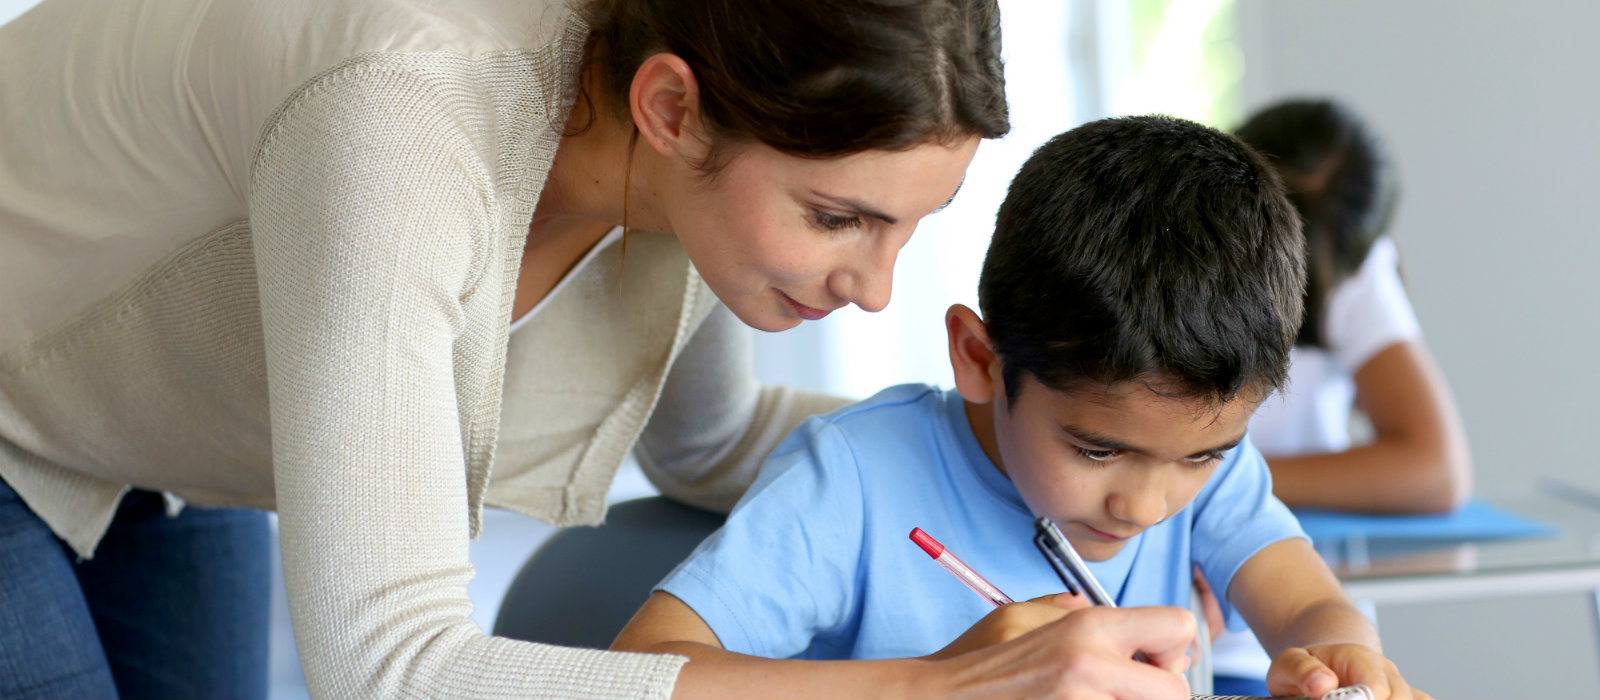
[614, 591, 1198, 700]
[635, 301, 849, 512]
[1229, 539, 1423, 699]
[253, 64, 685, 700]
[1267, 339, 1472, 513]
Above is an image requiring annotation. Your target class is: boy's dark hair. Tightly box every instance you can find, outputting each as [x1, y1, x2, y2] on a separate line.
[978, 115, 1305, 405]
[1235, 99, 1397, 348]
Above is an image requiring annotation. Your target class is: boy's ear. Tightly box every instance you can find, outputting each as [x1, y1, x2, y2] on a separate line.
[629, 53, 709, 161]
[947, 304, 1001, 404]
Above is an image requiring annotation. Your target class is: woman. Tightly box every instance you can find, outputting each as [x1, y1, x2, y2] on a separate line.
[0, 0, 1196, 698]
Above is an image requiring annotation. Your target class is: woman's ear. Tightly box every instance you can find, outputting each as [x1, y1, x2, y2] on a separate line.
[629, 53, 708, 161]
[947, 304, 1000, 404]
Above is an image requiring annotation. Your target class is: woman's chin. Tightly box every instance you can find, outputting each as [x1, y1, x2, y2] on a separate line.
[728, 304, 804, 333]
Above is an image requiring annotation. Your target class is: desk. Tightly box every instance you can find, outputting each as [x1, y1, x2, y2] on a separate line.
[1315, 488, 1600, 660]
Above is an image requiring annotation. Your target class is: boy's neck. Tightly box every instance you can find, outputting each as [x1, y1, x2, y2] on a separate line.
[962, 399, 1008, 477]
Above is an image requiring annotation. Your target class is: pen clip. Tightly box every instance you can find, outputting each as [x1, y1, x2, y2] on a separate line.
[1033, 517, 1116, 607]
[1033, 529, 1082, 595]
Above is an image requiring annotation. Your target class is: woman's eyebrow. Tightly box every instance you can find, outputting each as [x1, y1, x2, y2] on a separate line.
[810, 192, 898, 225]
[934, 179, 965, 213]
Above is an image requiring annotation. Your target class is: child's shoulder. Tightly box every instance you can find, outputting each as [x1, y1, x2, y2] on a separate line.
[813, 382, 948, 428]
[778, 383, 952, 459]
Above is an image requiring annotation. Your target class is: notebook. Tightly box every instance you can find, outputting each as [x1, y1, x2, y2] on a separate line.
[1193, 683, 1373, 700]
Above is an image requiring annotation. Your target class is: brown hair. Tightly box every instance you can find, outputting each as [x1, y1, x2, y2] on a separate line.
[578, 0, 1010, 175]
[1235, 99, 1397, 348]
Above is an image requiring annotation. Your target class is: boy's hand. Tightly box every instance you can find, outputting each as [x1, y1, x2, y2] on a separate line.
[925, 592, 1092, 661]
[1267, 644, 1432, 700]
[1191, 566, 1225, 644]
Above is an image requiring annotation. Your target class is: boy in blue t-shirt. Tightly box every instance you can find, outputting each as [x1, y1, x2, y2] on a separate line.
[614, 116, 1421, 699]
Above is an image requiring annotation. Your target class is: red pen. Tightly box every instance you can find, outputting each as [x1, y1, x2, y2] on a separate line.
[910, 527, 1015, 607]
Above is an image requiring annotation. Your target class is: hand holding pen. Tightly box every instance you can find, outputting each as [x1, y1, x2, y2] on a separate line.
[913, 522, 1381, 700]
[910, 527, 1092, 660]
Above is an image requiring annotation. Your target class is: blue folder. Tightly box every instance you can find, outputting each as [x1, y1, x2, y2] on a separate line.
[1291, 498, 1555, 544]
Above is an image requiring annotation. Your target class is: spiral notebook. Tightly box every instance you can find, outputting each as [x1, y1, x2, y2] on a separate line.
[1193, 684, 1373, 700]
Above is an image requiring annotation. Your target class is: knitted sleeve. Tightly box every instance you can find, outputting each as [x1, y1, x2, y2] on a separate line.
[634, 301, 851, 513]
[250, 61, 684, 700]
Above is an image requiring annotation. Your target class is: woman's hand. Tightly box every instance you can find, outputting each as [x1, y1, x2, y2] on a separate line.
[918, 605, 1196, 700]
[1267, 644, 1431, 700]
[924, 592, 1091, 661]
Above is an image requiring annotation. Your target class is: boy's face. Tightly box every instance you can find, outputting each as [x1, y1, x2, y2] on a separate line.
[982, 376, 1258, 562]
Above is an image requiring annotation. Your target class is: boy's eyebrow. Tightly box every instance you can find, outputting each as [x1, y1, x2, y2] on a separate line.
[1061, 425, 1246, 459]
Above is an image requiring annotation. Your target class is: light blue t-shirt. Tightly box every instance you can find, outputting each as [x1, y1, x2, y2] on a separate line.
[657, 384, 1305, 660]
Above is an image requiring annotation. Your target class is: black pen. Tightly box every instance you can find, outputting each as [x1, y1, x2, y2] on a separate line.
[1033, 516, 1152, 663]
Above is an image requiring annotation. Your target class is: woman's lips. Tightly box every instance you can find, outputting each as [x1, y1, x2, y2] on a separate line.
[782, 292, 832, 321]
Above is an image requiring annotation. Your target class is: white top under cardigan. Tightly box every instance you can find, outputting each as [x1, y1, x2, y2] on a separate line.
[0, 0, 844, 697]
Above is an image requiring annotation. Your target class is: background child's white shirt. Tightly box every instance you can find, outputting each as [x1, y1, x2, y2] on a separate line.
[1249, 238, 1423, 457]
[1216, 237, 1423, 678]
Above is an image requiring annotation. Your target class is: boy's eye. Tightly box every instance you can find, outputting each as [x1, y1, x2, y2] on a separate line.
[1077, 447, 1120, 463]
[1185, 451, 1225, 466]
[811, 210, 863, 231]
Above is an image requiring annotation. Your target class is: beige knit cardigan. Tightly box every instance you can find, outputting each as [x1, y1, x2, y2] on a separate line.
[0, 0, 843, 697]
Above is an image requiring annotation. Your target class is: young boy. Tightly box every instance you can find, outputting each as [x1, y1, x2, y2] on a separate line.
[614, 116, 1420, 699]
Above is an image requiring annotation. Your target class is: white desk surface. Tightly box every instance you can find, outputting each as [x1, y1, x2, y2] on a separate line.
[1319, 486, 1600, 605]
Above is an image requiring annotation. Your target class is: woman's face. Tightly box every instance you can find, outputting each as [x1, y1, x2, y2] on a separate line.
[657, 138, 981, 332]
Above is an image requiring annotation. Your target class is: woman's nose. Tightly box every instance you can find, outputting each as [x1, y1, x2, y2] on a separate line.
[831, 245, 897, 313]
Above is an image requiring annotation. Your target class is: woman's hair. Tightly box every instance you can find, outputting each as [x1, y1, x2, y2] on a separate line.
[578, 0, 1009, 174]
[1235, 99, 1398, 348]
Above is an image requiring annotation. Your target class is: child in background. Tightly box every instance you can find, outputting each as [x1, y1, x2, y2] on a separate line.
[1204, 99, 1474, 695]
[1237, 98, 1472, 514]
[613, 115, 1426, 700]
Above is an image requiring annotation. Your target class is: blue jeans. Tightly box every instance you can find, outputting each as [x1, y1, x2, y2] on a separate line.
[0, 478, 270, 699]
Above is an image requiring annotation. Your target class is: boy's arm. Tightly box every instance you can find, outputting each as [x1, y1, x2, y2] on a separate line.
[1230, 539, 1426, 700]
[613, 591, 1199, 700]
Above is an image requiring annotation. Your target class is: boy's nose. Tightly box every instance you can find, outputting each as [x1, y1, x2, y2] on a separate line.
[1108, 484, 1168, 529]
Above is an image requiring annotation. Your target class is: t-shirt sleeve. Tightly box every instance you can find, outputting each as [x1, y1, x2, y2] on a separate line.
[1323, 237, 1423, 373]
[654, 417, 865, 659]
[1188, 437, 1308, 631]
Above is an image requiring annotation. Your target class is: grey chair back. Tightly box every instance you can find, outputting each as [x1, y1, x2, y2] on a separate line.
[492, 496, 725, 648]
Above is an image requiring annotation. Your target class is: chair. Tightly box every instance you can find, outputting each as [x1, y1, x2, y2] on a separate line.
[493, 496, 725, 648]
[492, 495, 1214, 693]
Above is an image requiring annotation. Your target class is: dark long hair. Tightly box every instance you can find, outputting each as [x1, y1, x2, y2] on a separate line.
[578, 0, 1010, 173]
[1236, 99, 1398, 348]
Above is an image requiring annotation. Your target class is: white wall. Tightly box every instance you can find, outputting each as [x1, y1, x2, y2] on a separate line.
[1237, 0, 1600, 497]
[1236, 2, 1600, 698]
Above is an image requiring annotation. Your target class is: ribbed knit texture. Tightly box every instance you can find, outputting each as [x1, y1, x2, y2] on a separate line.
[0, 1, 847, 697]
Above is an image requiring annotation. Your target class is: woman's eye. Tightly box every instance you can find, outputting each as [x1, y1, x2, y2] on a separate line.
[1077, 448, 1120, 463]
[811, 210, 863, 231]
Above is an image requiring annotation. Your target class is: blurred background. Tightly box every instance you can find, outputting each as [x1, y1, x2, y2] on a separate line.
[4, 0, 1596, 697]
